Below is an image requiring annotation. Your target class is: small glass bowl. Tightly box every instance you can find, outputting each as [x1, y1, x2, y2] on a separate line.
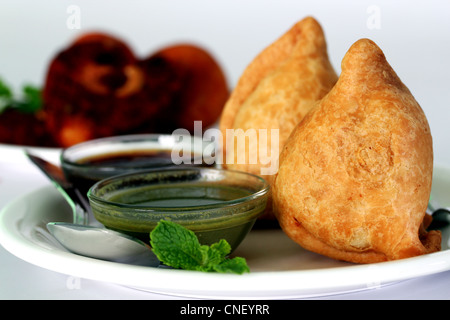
[87, 167, 270, 251]
[61, 133, 216, 197]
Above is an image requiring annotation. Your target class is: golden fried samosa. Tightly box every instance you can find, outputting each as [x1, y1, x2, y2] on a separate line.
[273, 38, 441, 263]
[219, 16, 338, 189]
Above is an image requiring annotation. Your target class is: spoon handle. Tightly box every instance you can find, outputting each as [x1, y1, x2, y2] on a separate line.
[55, 184, 90, 225]
[25, 150, 89, 225]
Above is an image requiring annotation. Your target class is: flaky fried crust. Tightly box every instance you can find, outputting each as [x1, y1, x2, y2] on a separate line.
[219, 17, 337, 217]
[273, 39, 441, 263]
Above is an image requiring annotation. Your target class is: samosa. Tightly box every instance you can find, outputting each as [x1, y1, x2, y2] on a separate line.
[219, 16, 337, 190]
[273, 39, 441, 263]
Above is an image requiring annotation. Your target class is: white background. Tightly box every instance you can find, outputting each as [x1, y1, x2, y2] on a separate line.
[1, 0, 450, 163]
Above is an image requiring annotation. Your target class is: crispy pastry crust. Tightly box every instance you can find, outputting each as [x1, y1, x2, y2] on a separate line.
[273, 39, 441, 263]
[219, 17, 337, 218]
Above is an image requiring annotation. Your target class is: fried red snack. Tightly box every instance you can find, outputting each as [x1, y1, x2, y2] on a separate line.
[147, 44, 229, 133]
[42, 32, 159, 147]
[0, 109, 55, 147]
[43, 34, 229, 147]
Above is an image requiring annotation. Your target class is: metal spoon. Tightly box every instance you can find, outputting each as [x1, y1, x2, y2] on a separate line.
[25, 150, 159, 265]
[46, 222, 159, 265]
[25, 150, 90, 225]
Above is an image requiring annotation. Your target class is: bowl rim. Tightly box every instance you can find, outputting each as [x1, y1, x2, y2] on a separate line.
[60, 133, 213, 170]
[87, 166, 271, 212]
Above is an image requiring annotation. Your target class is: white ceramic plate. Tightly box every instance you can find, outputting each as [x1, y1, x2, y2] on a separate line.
[1, 164, 450, 299]
[0, 143, 61, 163]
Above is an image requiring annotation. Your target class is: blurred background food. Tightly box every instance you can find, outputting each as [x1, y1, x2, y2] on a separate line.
[0, 1, 449, 166]
[0, 32, 228, 148]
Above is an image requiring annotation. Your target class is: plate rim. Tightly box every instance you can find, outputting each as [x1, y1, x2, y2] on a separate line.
[1, 167, 450, 299]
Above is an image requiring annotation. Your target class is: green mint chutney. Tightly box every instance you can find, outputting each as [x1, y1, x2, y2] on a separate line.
[88, 168, 270, 253]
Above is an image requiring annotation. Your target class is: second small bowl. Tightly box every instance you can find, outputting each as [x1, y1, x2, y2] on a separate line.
[87, 167, 270, 252]
[61, 133, 215, 197]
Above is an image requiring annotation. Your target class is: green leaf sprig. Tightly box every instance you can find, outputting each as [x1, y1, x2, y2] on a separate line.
[0, 77, 42, 114]
[150, 220, 250, 275]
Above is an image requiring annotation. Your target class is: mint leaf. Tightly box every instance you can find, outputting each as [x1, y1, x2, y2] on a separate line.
[207, 239, 231, 265]
[150, 219, 204, 270]
[196, 239, 231, 272]
[150, 220, 250, 275]
[214, 257, 250, 274]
